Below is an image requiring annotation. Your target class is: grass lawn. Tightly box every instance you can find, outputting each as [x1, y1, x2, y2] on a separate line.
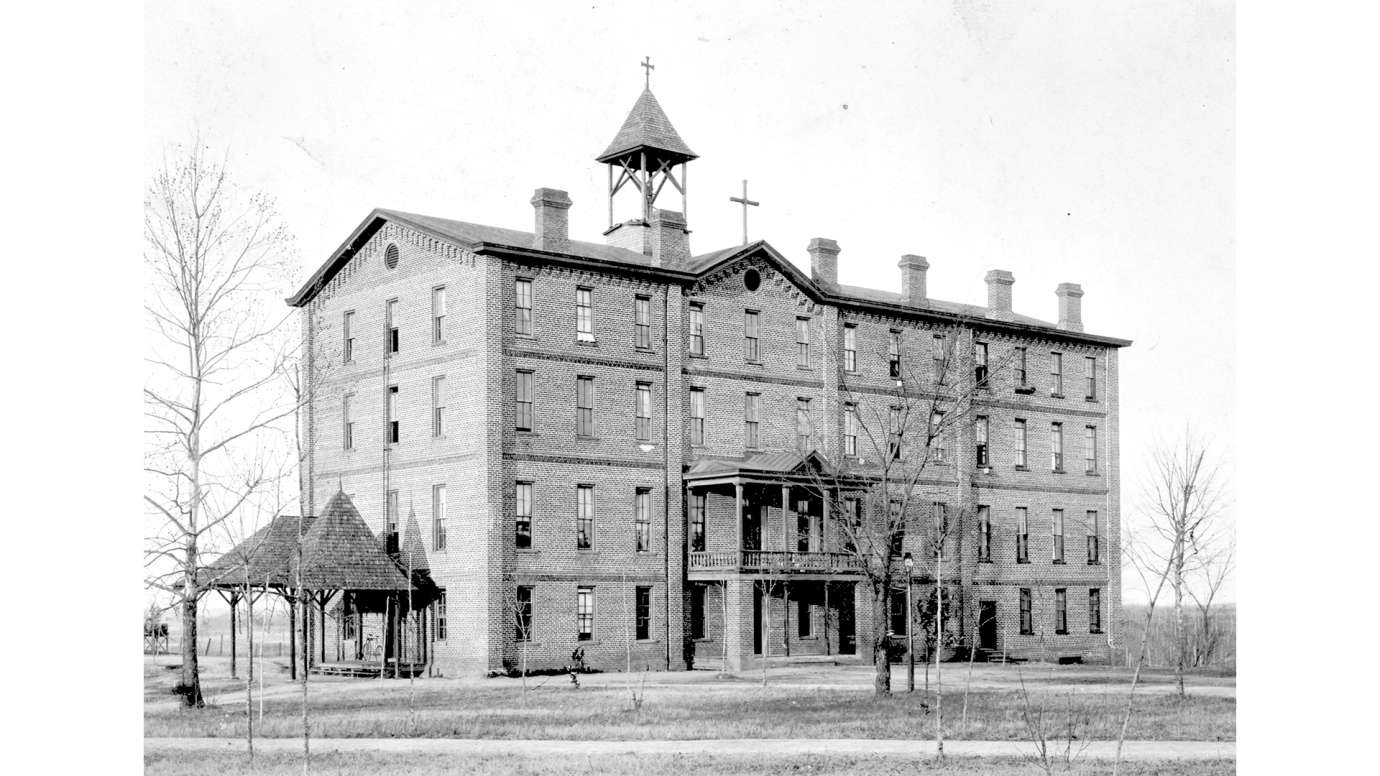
[144, 750, 1235, 776]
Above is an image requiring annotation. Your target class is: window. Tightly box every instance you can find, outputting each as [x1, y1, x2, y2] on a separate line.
[1052, 509, 1065, 563]
[386, 385, 399, 444]
[932, 334, 947, 383]
[635, 586, 652, 640]
[975, 342, 989, 386]
[1019, 588, 1033, 635]
[1084, 425, 1098, 474]
[343, 310, 355, 363]
[889, 330, 902, 378]
[798, 598, 813, 638]
[386, 489, 399, 538]
[515, 586, 533, 642]
[932, 502, 949, 558]
[1087, 510, 1100, 564]
[386, 299, 399, 355]
[432, 376, 446, 437]
[796, 317, 810, 367]
[889, 500, 904, 558]
[977, 505, 991, 561]
[1055, 588, 1068, 634]
[744, 310, 760, 362]
[342, 393, 354, 450]
[1051, 422, 1064, 471]
[975, 416, 989, 467]
[342, 602, 357, 641]
[889, 589, 908, 636]
[435, 590, 447, 640]
[515, 482, 533, 549]
[576, 586, 594, 641]
[842, 497, 861, 554]
[843, 325, 857, 372]
[690, 585, 707, 639]
[744, 393, 760, 449]
[796, 398, 812, 452]
[888, 406, 903, 461]
[576, 287, 595, 342]
[1089, 588, 1103, 633]
[688, 303, 704, 356]
[1014, 419, 1027, 468]
[689, 494, 706, 552]
[1085, 356, 1097, 400]
[576, 377, 595, 437]
[1016, 507, 1029, 563]
[1051, 351, 1064, 395]
[843, 404, 857, 457]
[432, 484, 447, 551]
[796, 501, 811, 551]
[515, 370, 534, 431]
[635, 489, 651, 552]
[576, 485, 595, 550]
[930, 411, 946, 462]
[515, 278, 533, 336]
[635, 383, 652, 442]
[690, 388, 705, 446]
[635, 295, 651, 349]
[1015, 346, 1028, 388]
[432, 286, 446, 344]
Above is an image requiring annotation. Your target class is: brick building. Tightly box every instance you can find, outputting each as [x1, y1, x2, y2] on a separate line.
[288, 84, 1131, 677]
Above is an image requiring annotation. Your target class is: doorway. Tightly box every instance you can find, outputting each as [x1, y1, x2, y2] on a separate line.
[979, 601, 998, 651]
[753, 587, 764, 654]
[837, 584, 856, 655]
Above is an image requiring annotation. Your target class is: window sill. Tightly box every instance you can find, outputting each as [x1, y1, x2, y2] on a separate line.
[796, 365, 812, 371]
[1085, 470, 1099, 477]
[1052, 560, 1066, 565]
[515, 334, 537, 342]
[575, 435, 601, 442]
[1085, 396, 1098, 403]
[1087, 560, 1102, 566]
[688, 353, 707, 360]
[1016, 559, 1030, 565]
[1055, 630, 1069, 636]
[1052, 468, 1066, 474]
[635, 639, 661, 645]
[1090, 629, 1104, 635]
[1013, 465, 1028, 472]
[516, 430, 538, 436]
[575, 340, 599, 347]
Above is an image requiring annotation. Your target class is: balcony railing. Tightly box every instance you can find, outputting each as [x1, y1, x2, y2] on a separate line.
[688, 550, 866, 574]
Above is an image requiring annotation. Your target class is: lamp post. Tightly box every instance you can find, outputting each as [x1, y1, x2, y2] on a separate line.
[903, 552, 915, 693]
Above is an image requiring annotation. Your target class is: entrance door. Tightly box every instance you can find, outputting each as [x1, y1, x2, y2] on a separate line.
[837, 585, 856, 655]
[979, 601, 998, 651]
[753, 587, 764, 654]
[743, 505, 762, 551]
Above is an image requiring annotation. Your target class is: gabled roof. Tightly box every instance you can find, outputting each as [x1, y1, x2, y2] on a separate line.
[684, 450, 875, 483]
[596, 88, 698, 165]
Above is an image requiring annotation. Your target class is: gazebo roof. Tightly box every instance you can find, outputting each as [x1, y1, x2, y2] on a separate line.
[197, 515, 315, 589]
[295, 490, 412, 591]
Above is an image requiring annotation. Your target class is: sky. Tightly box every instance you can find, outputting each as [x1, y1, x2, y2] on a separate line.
[144, 0, 1235, 603]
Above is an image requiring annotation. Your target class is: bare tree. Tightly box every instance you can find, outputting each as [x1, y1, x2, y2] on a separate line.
[1113, 526, 1176, 776]
[1187, 538, 1234, 668]
[144, 141, 296, 708]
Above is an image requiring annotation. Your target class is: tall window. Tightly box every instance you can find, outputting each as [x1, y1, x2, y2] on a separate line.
[1014, 419, 1028, 468]
[690, 586, 707, 639]
[690, 388, 706, 446]
[930, 411, 946, 462]
[432, 286, 447, 344]
[634, 489, 651, 552]
[975, 415, 989, 467]
[386, 299, 400, 355]
[576, 376, 595, 437]
[1019, 588, 1033, 635]
[932, 334, 947, 383]
[1051, 422, 1064, 471]
[689, 494, 706, 552]
[890, 589, 908, 636]
[798, 598, 813, 638]
[888, 406, 903, 460]
[843, 404, 857, 457]
[744, 310, 760, 362]
[889, 330, 902, 378]
[889, 500, 904, 557]
[688, 303, 704, 356]
[744, 392, 760, 449]
[386, 489, 399, 538]
[1084, 425, 1098, 473]
[386, 385, 399, 444]
[515, 586, 533, 642]
[1055, 588, 1068, 634]
[576, 586, 594, 641]
[932, 502, 949, 558]
[515, 370, 534, 431]
[515, 482, 533, 549]
[514, 278, 533, 336]
[1016, 507, 1029, 563]
[432, 484, 447, 551]
[1015, 346, 1027, 388]
[1051, 351, 1064, 395]
[1085, 356, 1097, 400]
[635, 383, 652, 441]
[1052, 508, 1065, 563]
[796, 501, 811, 552]
[342, 393, 354, 450]
[1089, 588, 1103, 633]
[843, 325, 857, 372]
[1087, 510, 1100, 564]
[796, 317, 810, 367]
[343, 310, 355, 363]
[435, 590, 447, 640]
[576, 287, 595, 342]
[635, 586, 652, 640]
[432, 376, 446, 437]
[977, 505, 991, 561]
[975, 341, 989, 386]
[635, 295, 651, 349]
[576, 485, 595, 549]
[796, 398, 812, 452]
[842, 497, 860, 553]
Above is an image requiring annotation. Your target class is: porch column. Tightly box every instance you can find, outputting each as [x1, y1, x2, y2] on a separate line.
[734, 482, 743, 556]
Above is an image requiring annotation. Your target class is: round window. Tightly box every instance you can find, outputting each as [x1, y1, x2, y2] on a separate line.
[744, 268, 761, 292]
[384, 243, 400, 270]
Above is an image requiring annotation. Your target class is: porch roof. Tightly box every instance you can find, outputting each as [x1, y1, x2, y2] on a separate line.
[684, 450, 880, 487]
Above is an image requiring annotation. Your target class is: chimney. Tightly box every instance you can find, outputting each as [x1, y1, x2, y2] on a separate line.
[1056, 283, 1084, 331]
[898, 254, 929, 306]
[985, 270, 1015, 320]
[649, 209, 690, 267]
[530, 188, 572, 252]
[807, 238, 840, 287]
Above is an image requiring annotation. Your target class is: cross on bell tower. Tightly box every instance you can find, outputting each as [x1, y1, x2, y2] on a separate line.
[597, 60, 697, 235]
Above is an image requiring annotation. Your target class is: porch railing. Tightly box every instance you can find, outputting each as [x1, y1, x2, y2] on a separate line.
[688, 550, 866, 574]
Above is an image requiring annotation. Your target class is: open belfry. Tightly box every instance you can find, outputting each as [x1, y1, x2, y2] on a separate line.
[285, 63, 1131, 677]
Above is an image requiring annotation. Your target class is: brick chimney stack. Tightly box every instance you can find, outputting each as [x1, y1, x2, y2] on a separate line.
[531, 188, 572, 252]
[649, 209, 690, 267]
[1056, 283, 1084, 331]
[985, 270, 1015, 320]
[898, 255, 929, 306]
[807, 238, 840, 287]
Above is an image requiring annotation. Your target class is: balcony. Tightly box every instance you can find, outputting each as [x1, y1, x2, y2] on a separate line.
[688, 550, 866, 576]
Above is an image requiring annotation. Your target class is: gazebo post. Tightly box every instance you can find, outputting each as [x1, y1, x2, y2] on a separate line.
[319, 593, 327, 665]
[380, 596, 390, 679]
[288, 591, 297, 680]
[229, 592, 238, 679]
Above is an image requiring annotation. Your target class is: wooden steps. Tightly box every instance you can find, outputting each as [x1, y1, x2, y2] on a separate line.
[310, 660, 427, 678]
